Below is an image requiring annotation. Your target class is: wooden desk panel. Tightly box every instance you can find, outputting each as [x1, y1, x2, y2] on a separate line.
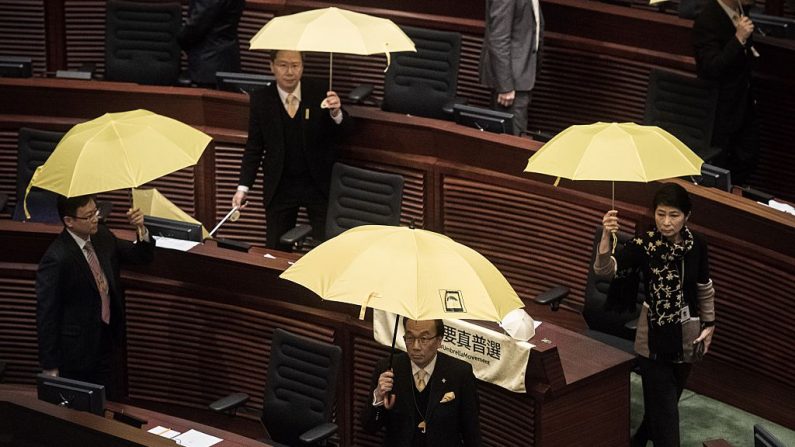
[0, 222, 632, 446]
[0, 387, 269, 447]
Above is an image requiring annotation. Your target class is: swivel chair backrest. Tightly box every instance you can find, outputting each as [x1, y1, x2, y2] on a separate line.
[261, 329, 342, 446]
[105, 0, 181, 85]
[13, 128, 65, 223]
[583, 226, 645, 345]
[644, 68, 721, 162]
[325, 163, 404, 240]
[382, 25, 461, 120]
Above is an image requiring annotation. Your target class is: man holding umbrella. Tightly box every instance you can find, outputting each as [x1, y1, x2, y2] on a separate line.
[232, 50, 352, 250]
[37, 195, 154, 399]
[362, 318, 482, 447]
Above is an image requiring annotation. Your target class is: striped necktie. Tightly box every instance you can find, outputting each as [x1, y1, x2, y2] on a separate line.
[84, 241, 110, 324]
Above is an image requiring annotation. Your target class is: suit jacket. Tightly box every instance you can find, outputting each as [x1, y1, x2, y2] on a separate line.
[238, 79, 351, 208]
[362, 352, 482, 447]
[177, 0, 245, 84]
[693, 0, 755, 136]
[479, 0, 544, 93]
[36, 225, 154, 372]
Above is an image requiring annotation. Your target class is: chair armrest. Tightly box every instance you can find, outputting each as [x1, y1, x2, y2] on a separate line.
[209, 392, 249, 413]
[442, 97, 467, 116]
[348, 84, 374, 104]
[299, 422, 338, 445]
[534, 285, 570, 311]
[624, 318, 638, 332]
[280, 224, 313, 246]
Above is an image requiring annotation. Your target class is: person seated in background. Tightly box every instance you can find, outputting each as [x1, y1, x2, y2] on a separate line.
[177, 0, 245, 88]
[595, 183, 716, 447]
[362, 318, 482, 447]
[37, 194, 154, 400]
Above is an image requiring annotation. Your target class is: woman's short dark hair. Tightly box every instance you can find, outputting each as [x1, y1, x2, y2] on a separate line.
[653, 182, 692, 215]
[57, 194, 95, 222]
[402, 318, 445, 338]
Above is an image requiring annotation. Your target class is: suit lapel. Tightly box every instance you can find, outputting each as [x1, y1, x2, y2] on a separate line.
[425, 354, 448, 422]
[61, 230, 101, 296]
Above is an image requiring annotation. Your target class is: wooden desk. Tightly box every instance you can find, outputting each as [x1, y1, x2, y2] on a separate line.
[0, 386, 268, 447]
[0, 221, 633, 446]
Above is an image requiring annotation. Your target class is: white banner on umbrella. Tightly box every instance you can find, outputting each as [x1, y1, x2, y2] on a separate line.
[373, 310, 534, 393]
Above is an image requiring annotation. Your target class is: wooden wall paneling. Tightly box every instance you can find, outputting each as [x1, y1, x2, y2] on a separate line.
[212, 140, 267, 244]
[63, 0, 107, 74]
[0, 0, 47, 76]
[0, 274, 38, 385]
[124, 285, 337, 411]
[349, 333, 389, 447]
[237, 8, 275, 75]
[0, 129, 19, 219]
[477, 382, 536, 446]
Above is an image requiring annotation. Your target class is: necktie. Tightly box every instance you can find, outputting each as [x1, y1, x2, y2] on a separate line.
[286, 94, 298, 118]
[415, 370, 426, 392]
[84, 241, 110, 324]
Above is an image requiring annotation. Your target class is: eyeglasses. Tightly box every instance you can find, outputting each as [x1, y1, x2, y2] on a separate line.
[403, 335, 439, 346]
[69, 209, 100, 221]
[273, 62, 302, 73]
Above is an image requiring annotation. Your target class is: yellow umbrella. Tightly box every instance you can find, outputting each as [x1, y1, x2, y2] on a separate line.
[25, 109, 211, 217]
[524, 122, 703, 185]
[250, 7, 416, 88]
[524, 121, 703, 250]
[132, 188, 209, 240]
[279, 225, 524, 323]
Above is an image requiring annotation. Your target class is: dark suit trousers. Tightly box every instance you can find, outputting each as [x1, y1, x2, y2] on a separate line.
[633, 356, 692, 447]
[266, 178, 328, 250]
[59, 324, 116, 400]
[493, 90, 531, 136]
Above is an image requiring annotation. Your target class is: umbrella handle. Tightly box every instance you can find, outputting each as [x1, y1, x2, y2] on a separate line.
[329, 53, 333, 91]
[388, 313, 400, 369]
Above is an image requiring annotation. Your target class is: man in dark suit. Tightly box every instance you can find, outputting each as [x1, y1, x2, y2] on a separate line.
[362, 319, 482, 447]
[479, 0, 543, 136]
[177, 0, 245, 87]
[37, 195, 154, 399]
[232, 50, 351, 250]
[693, 0, 758, 185]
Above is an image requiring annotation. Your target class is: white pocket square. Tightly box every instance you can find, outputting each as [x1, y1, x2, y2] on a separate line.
[440, 391, 456, 403]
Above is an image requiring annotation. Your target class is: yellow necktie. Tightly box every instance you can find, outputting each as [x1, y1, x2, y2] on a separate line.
[286, 94, 298, 118]
[415, 370, 426, 392]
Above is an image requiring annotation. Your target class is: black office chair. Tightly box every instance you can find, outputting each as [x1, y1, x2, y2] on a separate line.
[105, 0, 181, 85]
[0, 360, 6, 383]
[349, 25, 464, 120]
[0, 193, 7, 214]
[13, 128, 65, 223]
[644, 68, 722, 163]
[536, 226, 644, 355]
[210, 329, 342, 446]
[280, 162, 404, 249]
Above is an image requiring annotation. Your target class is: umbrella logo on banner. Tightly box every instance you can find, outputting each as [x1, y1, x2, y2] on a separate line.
[442, 290, 466, 313]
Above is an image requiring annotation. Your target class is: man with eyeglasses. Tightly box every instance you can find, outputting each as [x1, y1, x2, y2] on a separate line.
[232, 49, 352, 250]
[36, 194, 154, 399]
[362, 318, 482, 446]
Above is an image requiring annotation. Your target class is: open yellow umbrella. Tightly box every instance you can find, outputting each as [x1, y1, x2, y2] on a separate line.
[132, 188, 209, 240]
[524, 121, 703, 249]
[25, 109, 211, 217]
[280, 225, 524, 323]
[250, 7, 416, 88]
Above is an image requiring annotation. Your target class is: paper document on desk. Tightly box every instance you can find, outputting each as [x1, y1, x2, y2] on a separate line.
[153, 236, 201, 251]
[147, 426, 180, 439]
[172, 429, 222, 447]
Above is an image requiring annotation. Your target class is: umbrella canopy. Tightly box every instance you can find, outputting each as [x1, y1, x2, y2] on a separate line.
[279, 225, 524, 323]
[524, 122, 703, 183]
[250, 7, 415, 55]
[132, 188, 209, 239]
[28, 109, 211, 199]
